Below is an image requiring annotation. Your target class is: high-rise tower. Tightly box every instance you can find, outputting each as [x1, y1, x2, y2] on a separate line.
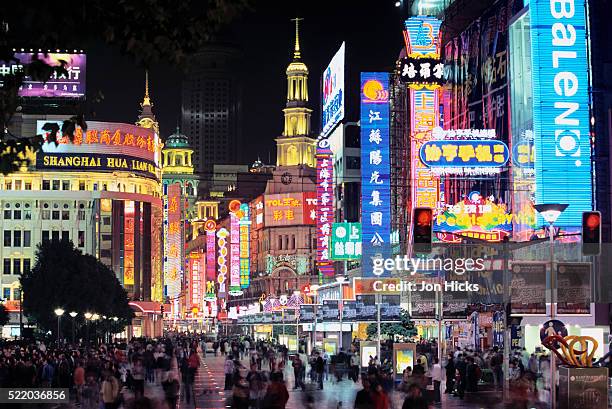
[275, 18, 316, 168]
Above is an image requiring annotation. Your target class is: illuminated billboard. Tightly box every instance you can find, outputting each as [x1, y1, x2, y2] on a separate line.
[404, 16, 442, 211]
[216, 228, 229, 299]
[124, 201, 135, 285]
[360, 72, 391, 277]
[397, 57, 445, 88]
[164, 184, 183, 299]
[0, 52, 86, 98]
[530, 0, 592, 226]
[229, 210, 242, 296]
[321, 42, 345, 137]
[435, 191, 536, 242]
[36, 120, 161, 179]
[188, 253, 205, 309]
[239, 203, 251, 289]
[205, 220, 217, 301]
[316, 136, 335, 277]
[252, 196, 265, 230]
[264, 192, 316, 226]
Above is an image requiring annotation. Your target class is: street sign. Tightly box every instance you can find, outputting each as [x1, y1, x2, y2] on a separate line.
[329, 222, 362, 260]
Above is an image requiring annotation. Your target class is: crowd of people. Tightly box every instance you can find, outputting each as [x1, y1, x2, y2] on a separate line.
[0, 333, 560, 409]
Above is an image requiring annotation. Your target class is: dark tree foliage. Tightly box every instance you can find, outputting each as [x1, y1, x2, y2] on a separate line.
[20, 239, 134, 332]
[0, 0, 249, 174]
[366, 309, 417, 339]
[0, 304, 9, 327]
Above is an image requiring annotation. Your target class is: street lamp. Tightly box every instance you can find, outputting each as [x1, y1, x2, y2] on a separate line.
[84, 312, 92, 345]
[335, 276, 346, 351]
[54, 308, 65, 345]
[69, 312, 77, 344]
[534, 203, 568, 409]
[91, 314, 99, 344]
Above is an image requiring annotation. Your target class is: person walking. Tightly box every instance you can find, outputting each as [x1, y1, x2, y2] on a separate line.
[81, 374, 100, 409]
[431, 357, 442, 404]
[261, 372, 289, 409]
[132, 358, 146, 399]
[232, 367, 250, 409]
[101, 370, 120, 409]
[401, 384, 428, 409]
[354, 376, 374, 409]
[292, 355, 305, 390]
[444, 353, 455, 395]
[180, 355, 194, 405]
[315, 353, 325, 390]
[224, 355, 235, 390]
[162, 370, 180, 409]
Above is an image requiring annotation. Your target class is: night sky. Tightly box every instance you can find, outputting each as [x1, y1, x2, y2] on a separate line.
[85, 1, 406, 166]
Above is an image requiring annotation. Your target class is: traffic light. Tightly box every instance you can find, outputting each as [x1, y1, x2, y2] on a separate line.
[412, 207, 433, 253]
[582, 211, 601, 256]
[160, 305, 164, 315]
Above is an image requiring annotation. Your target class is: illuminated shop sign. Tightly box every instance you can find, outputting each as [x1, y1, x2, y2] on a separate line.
[164, 184, 182, 299]
[205, 220, 217, 302]
[530, 0, 592, 226]
[37, 153, 159, 180]
[124, 201, 135, 285]
[252, 196, 265, 230]
[360, 72, 391, 277]
[189, 253, 205, 309]
[404, 16, 442, 212]
[216, 228, 229, 298]
[419, 140, 510, 174]
[264, 192, 316, 226]
[316, 135, 335, 277]
[330, 222, 362, 261]
[229, 201, 242, 296]
[1, 52, 86, 98]
[239, 203, 251, 289]
[434, 191, 536, 242]
[397, 57, 445, 88]
[321, 42, 345, 137]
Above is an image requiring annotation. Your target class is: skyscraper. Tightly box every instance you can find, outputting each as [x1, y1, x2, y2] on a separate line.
[181, 44, 243, 176]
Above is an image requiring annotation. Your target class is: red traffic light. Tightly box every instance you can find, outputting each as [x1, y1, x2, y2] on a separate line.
[582, 211, 601, 256]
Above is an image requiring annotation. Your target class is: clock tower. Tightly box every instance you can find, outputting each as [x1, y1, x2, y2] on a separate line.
[275, 17, 316, 169]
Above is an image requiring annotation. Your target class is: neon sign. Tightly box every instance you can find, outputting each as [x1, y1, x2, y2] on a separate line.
[229, 212, 242, 296]
[216, 228, 229, 298]
[123, 201, 135, 285]
[530, 0, 592, 226]
[205, 220, 216, 301]
[360, 72, 391, 277]
[239, 203, 251, 289]
[316, 136, 334, 277]
[164, 183, 182, 299]
[420, 139, 510, 173]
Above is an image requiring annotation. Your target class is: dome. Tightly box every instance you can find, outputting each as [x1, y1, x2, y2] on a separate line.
[286, 60, 308, 74]
[165, 126, 190, 148]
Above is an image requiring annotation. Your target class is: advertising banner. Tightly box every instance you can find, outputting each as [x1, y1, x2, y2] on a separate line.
[164, 184, 182, 299]
[123, 201, 135, 285]
[321, 300, 340, 322]
[530, 0, 592, 227]
[557, 262, 591, 315]
[342, 300, 357, 322]
[380, 295, 401, 322]
[1, 52, 86, 98]
[510, 262, 546, 315]
[321, 42, 345, 137]
[188, 253, 205, 309]
[239, 203, 251, 289]
[316, 136, 335, 277]
[329, 222, 362, 260]
[410, 291, 436, 319]
[229, 212, 241, 295]
[355, 295, 377, 322]
[205, 222, 216, 301]
[299, 304, 316, 323]
[216, 228, 229, 299]
[360, 72, 391, 276]
[264, 193, 315, 226]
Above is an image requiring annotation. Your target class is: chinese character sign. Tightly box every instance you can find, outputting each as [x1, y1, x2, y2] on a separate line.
[316, 136, 335, 277]
[530, 0, 592, 227]
[164, 183, 183, 299]
[205, 223, 216, 301]
[123, 201, 135, 285]
[1, 53, 86, 98]
[216, 228, 229, 299]
[360, 72, 391, 277]
[264, 193, 313, 226]
[189, 254, 205, 309]
[397, 57, 445, 88]
[330, 222, 362, 261]
[419, 139, 509, 173]
[229, 213, 241, 295]
[239, 204, 251, 289]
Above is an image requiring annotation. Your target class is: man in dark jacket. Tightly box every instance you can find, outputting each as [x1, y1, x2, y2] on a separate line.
[315, 353, 324, 390]
[454, 354, 467, 399]
[445, 353, 455, 394]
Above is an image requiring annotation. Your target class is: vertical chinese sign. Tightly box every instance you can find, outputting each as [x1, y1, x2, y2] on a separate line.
[204, 220, 217, 302]
[164, 183, 182, 301]
[360, 72, 391, 277]
[216, 228, 229, 303]
[124, 201, 135, 285]
[316, 136, 335, 277]
[229, 212, 242, 296]
[239, 203, 251, 289]
[189, 253, 204, 310]
[404, 17, 442, 212]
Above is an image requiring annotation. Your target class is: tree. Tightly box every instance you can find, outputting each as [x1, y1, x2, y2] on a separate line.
[366, 309, 417, 340]
[20, 239, 134, 333]
[0, 304, 9, 327]
[0, 0, 249, 173]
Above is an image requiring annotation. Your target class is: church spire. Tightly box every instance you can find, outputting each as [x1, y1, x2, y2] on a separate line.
[136, 69, 158, 133]
[291, 17, 303, 60]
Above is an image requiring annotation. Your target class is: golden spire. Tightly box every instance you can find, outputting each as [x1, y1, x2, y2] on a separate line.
[291, 17, 303, 60]
[142, 70, 151, 106]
